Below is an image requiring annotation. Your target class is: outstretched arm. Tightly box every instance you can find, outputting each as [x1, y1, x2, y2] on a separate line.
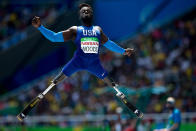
[98, 26, 134, 56]
[32, 16, 76, 42]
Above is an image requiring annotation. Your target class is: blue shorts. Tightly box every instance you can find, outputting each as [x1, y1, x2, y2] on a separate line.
[62, 56, 108, 79]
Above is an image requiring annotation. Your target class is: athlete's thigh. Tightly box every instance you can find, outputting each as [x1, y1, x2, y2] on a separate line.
[87, 58, 108, 79]
[62, 57, 82, 77]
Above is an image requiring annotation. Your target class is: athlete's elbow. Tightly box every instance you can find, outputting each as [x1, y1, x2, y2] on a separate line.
[51, 33, 64, 42]
[49, 34, 58, 42]
[47, 38, 55, 42]
[45, 33, 64, 42]
[49, 38, 63, 42]
[50, 38, 56, 42]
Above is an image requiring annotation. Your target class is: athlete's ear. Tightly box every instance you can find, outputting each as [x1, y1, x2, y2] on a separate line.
[78, 10, 81, 19]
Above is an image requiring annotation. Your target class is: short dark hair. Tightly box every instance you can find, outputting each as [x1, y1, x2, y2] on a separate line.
[79, 3, 92, 10]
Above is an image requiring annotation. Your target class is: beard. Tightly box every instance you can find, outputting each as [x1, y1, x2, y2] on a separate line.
[81, 16, 93, 25]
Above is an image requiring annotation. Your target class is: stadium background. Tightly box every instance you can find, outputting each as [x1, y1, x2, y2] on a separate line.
[0, 0, 196, 130]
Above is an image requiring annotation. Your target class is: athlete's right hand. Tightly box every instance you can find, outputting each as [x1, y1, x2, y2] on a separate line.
[32, 16, 41, 28]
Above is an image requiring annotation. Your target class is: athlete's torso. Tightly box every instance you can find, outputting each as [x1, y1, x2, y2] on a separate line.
[74, 25, 101, 58]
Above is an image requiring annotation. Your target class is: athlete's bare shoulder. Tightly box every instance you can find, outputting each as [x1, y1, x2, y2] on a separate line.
[69, 26, 77, 33]
[94, 26, 108, 44]
[70, 26, 77, 30]
[94, 26, 103, 32]
[62, 26, 77, 41]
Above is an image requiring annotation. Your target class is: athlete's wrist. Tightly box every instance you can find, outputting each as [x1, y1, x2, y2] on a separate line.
[103, 40, 125, 54]
[122, 49, 126, 55]
[123, 48, 134, 56]
[37, 25, 43, 30]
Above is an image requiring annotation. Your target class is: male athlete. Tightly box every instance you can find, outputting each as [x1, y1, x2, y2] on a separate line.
[32, 3, 134, 88]
[17, 3, 143, 121]
[154, 97, 181, 131]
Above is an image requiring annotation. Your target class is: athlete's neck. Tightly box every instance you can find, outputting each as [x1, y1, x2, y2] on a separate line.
[82, 23, 92, 27]
[80, 16, 93, 27]
[169, 107, 175, 112]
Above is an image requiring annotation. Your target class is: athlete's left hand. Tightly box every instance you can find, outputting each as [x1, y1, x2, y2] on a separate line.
[123, 48, 134, 56]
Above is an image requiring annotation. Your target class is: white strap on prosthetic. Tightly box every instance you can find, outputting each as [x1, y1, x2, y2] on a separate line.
[42, 83, 56, 96]
[112, 84, 125, 99]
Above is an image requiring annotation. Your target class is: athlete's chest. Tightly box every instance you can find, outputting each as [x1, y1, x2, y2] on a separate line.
[80, 27, 100, 37]
[82, 29, 98, 36]
[79, 27, 100, 54]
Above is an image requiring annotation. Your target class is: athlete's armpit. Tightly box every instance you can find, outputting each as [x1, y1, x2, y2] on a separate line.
[62, 26, 77, 42]
[96, 26, 108, 44]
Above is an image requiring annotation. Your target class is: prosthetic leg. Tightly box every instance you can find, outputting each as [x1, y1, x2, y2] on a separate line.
[17, 72, 66, 121]
[103, 77, 143, 118]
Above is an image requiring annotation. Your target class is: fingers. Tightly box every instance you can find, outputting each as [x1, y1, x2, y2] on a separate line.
[125, 48, 134, 56]
[128, 48, 134, 52]
[32, 16, 41, 28]
[32, 16, 39, 24]
[32, 16, 40, 21]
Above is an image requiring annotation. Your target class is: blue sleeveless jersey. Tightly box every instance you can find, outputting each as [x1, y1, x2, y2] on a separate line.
[74, 26, 101, 58]
[62, 25, 108, 79]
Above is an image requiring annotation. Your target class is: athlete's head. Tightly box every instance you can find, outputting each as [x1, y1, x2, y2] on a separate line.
[79, 3, 93, 25]
[166, 97, 175, 110]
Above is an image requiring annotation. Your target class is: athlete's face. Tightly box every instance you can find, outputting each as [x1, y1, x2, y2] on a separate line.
[166, 102, 174, 110]
[80, 6, 93, 24]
